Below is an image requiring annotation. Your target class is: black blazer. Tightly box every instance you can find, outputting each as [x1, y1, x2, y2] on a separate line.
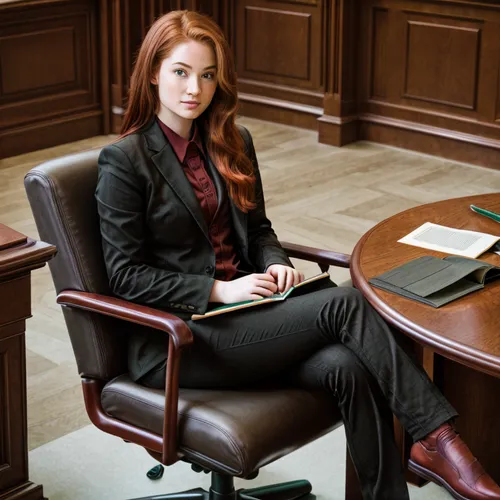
[96, 119, 292, 380]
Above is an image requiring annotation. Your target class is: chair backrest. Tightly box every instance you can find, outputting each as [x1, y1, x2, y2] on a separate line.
[24, 149, 127, 380]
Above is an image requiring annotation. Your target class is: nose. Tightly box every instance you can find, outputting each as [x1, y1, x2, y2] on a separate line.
[187, 76, 201, 96]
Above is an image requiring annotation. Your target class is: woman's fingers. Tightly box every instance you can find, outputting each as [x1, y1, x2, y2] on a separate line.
[254, 273, 276, 282]
[253, 286, 276, 297]
[252, 275, 277, 294]
[284, 268, 294, 291]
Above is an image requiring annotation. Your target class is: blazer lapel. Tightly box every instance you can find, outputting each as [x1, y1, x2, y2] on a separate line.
[144, 120, 210, 240]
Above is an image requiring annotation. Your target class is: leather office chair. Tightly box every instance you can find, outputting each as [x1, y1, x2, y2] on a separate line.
[24, 149, 352, 500]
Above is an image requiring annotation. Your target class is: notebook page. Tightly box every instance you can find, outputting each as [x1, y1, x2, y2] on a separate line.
[398, 222, 500, 258]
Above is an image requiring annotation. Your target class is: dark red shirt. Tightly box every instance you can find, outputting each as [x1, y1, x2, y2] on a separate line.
[157, 118, 240, 281]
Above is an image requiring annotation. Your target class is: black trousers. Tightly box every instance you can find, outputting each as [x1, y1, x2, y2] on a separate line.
[141, 286, 457, 500]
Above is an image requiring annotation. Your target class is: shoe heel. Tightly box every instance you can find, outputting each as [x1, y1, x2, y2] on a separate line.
[408, 459, 433, 482]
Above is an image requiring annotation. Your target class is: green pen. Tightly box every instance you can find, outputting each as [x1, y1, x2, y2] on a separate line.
[470, 204, 500, 224]
[470, 204, 500, 252]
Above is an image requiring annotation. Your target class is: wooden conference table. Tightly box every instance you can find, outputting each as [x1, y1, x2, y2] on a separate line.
[350, 193, 500, 485]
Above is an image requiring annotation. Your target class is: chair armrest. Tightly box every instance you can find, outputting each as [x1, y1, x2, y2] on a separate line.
[56, 290, 193, 465]
[280, 241, 351, 270]
[56, 290, 193, 348]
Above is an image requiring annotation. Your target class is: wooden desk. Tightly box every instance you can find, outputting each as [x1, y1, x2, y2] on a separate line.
[350, 193, 500, 483]
[0, 224, 56, 500]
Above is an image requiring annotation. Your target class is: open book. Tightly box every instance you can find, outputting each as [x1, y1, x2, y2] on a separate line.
[191, 272, 330, 320]
[369, 255, 500, 308]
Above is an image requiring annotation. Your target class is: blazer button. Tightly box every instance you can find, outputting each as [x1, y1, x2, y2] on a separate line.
[205, 265, 214, 275]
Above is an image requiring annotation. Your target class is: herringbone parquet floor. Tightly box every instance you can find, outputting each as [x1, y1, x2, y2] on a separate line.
[2, 117, 500, 450]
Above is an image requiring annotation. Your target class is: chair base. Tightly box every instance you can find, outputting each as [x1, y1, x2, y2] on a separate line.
[129, 472, 312, 500]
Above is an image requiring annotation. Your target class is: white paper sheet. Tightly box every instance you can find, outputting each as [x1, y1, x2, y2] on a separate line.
[398, 222, 500, 258]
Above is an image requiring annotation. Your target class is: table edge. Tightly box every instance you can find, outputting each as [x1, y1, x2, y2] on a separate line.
[351, 220, 500, 379]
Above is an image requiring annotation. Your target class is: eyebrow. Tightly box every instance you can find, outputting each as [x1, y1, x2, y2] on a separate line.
[172, 62, 216, 70]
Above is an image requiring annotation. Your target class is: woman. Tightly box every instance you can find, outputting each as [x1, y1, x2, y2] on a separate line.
[95, 10, 500, 500]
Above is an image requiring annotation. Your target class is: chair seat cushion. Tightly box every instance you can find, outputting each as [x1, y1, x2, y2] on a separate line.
[102, 374, 341, 477]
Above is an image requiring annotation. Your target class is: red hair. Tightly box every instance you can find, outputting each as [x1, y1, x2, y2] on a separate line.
[121, 10, 255, 212]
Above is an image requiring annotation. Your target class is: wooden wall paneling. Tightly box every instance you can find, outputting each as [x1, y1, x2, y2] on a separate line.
[358, 0, 500, 169]
[109, 0, 161, 133]
[317, 0, 359, 147]
[236, 0, 325, 129]
[477, 20, 500, 123]
[216, 0, 235, 45]
[497, 45, 500, 122]
[0, 0, 103, 159]
[99, 0, 111, 135]
[402, 13, 482, 112]
[362, 5, 404, 104]
[110, 0, 125, 133]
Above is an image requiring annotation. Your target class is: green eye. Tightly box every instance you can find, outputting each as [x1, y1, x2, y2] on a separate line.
[174, 69, 185, 76]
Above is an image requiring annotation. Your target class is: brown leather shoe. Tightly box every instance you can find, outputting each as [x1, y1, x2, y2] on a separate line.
[409, 423, 500, 500]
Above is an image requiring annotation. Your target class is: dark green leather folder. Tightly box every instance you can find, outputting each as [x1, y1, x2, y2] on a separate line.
[369, 255, 500, 308]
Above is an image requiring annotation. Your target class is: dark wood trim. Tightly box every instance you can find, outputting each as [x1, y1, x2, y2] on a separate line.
[99, 0, 111, 135]
[238, 78, 324, 108]
[364, 99, 500, 140]
[238, 100, 320, 131]
[0, 240, 56, 280]
[80, 378, 165, 451]
[238, 93, 323, 118]
[1, 112, 102, 161]
[318, 114, 359, 147]
[360, 113, 500, 151]
[318, 0, 360, 147]
[0, 482, 45, 500]
[359, 119, 500, 170]
[281, 241, 351, 269]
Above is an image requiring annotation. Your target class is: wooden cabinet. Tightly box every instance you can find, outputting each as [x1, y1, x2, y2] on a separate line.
[0, 225, 56, 500]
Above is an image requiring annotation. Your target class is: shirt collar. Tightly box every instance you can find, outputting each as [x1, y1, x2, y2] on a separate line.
[156, 117, 205, 163]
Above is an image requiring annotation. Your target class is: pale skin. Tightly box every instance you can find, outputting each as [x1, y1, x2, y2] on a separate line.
[153, 39, 304, 303]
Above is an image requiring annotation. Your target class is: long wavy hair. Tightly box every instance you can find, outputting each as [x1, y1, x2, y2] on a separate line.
[121, 10, 256, 212]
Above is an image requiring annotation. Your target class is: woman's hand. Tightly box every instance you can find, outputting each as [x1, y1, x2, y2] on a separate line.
[266, 264, 304, 294]
[209, 273, 278, 303]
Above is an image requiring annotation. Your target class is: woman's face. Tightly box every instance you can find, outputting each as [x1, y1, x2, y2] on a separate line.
[154, 39, 218, 136]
